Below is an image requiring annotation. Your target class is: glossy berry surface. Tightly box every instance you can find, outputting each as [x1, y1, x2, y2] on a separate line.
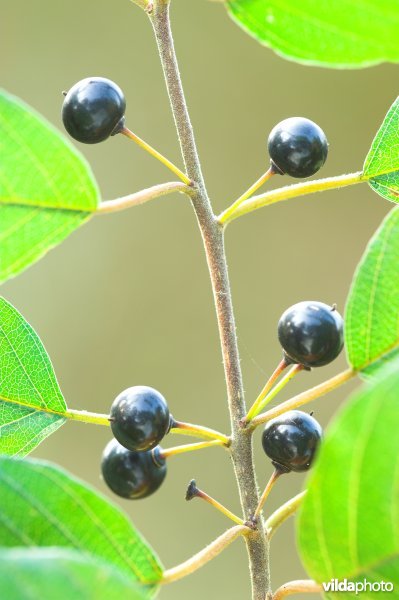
[278, 301, 344, 367]
[101, 439, 166, 499]
[268, 117, 328, 178]
[110, 386, 170, 452]
[262, 410, 322, 472]
[62, 77, 125, 144]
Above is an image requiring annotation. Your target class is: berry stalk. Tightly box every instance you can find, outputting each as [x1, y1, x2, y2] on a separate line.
[244, 357, 290, 422]
[185, 480, 246, 527]
[250, 368, 355, 429]
[120, 126, 192, 185]
[220, 165, 276, 224]
[170, 420, 230, 445]
[158, 439, 225, 459]
[253, 469, 284, 519]
[250, 363, 305, 419]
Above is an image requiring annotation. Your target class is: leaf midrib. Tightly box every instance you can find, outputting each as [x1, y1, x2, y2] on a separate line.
[0, 197, 96, 214]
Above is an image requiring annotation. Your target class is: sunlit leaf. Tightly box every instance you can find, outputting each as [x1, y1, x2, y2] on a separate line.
[0, 90, 99, 283]
[226, 1, 399, 68]
[0, 455, 163, 591]
[298, 361, 399, 596]
[363, 96, 399, 204]
[0, 548, 149, 600]
[345, 207, 399, 375]
[0, 297, 67, 455]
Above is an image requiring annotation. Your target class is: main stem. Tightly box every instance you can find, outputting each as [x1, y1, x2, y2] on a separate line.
[150, 2, 270, 598]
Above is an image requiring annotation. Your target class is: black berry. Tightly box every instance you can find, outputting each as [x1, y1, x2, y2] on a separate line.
[278, 301, 344, 367]
[262, 410, 322, 472]
[101, 439, 166, 499]
[110, 386, 170, 452]
[268, 117, 328, 178]
[62, 77, 126, 144]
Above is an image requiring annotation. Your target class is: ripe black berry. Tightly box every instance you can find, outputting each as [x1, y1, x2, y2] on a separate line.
[101, 439, 166, 499]
[110, 386, 170, 452]
[278, 301, 344, 367]
[268, 117, 328, 178]
[262, 410, 322, 472]
[62, 77, 126, 144]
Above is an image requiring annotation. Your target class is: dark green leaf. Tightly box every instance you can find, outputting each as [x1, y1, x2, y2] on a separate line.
[297, 361, 399, 596]
[0, 548, 149, 600]
[0, 90, 99, 283]
[345, 206, 399, 375]
[226, 1, 399, 68]
[0, 297, 67, 455]
[0, 455, 163, 591]
[363, 96, 399, 203]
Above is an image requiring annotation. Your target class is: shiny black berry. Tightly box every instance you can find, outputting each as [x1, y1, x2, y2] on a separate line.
[278, 301, 344, 367]
[268, 117, 328, 178]
[110, 386, 170, 452]
[62, 77, 126, 144]
[262, 410, 322, 472]
[101, 439, 166, 499]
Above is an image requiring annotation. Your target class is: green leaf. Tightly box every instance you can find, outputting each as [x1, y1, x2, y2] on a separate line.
[297, 361, 399, 596]
[0, 455, 163, 591]
[363, 96, 399, 203]
[0, 296, 67, 455]
[345, 206, 399, 375]
[0, 90, 100, 283]
[0, 548, 149, 600]
[226, 1, 399, 68]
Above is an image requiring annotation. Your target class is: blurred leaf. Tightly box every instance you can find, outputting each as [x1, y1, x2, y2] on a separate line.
[363, 96, 399, 203]
[345, 207, 399, 375]
[0, 455, 163, 591]
[0, 548, 150, 600]
[0, 90, 99, 284]
[0, 297, 67, 455]
[226, 1, 399, 68]
[298, 360, 399, 594]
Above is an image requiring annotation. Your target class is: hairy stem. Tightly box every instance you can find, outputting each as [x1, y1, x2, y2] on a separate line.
[150, 2, 270, 597]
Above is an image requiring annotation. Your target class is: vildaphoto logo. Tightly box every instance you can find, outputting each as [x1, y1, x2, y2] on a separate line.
[322, 579, 394, 594]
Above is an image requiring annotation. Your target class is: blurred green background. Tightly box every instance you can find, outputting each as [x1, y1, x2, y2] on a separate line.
[1, 0, 397, 598]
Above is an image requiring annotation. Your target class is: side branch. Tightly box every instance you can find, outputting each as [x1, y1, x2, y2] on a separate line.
[219, 172, 364, 225]
[97, 181, 190, 214]
[161, 526, 249, 584]
[273, 580, 322, 599]
[250, 368, 356, 428]
[265, 491, 306, 539]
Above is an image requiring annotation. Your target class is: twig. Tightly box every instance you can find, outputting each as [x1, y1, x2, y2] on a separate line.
[97, 181, 189, 214]
[273, 579, 322, 599]
[161, 526, 249, 584]
[150, 2, 270, 597]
